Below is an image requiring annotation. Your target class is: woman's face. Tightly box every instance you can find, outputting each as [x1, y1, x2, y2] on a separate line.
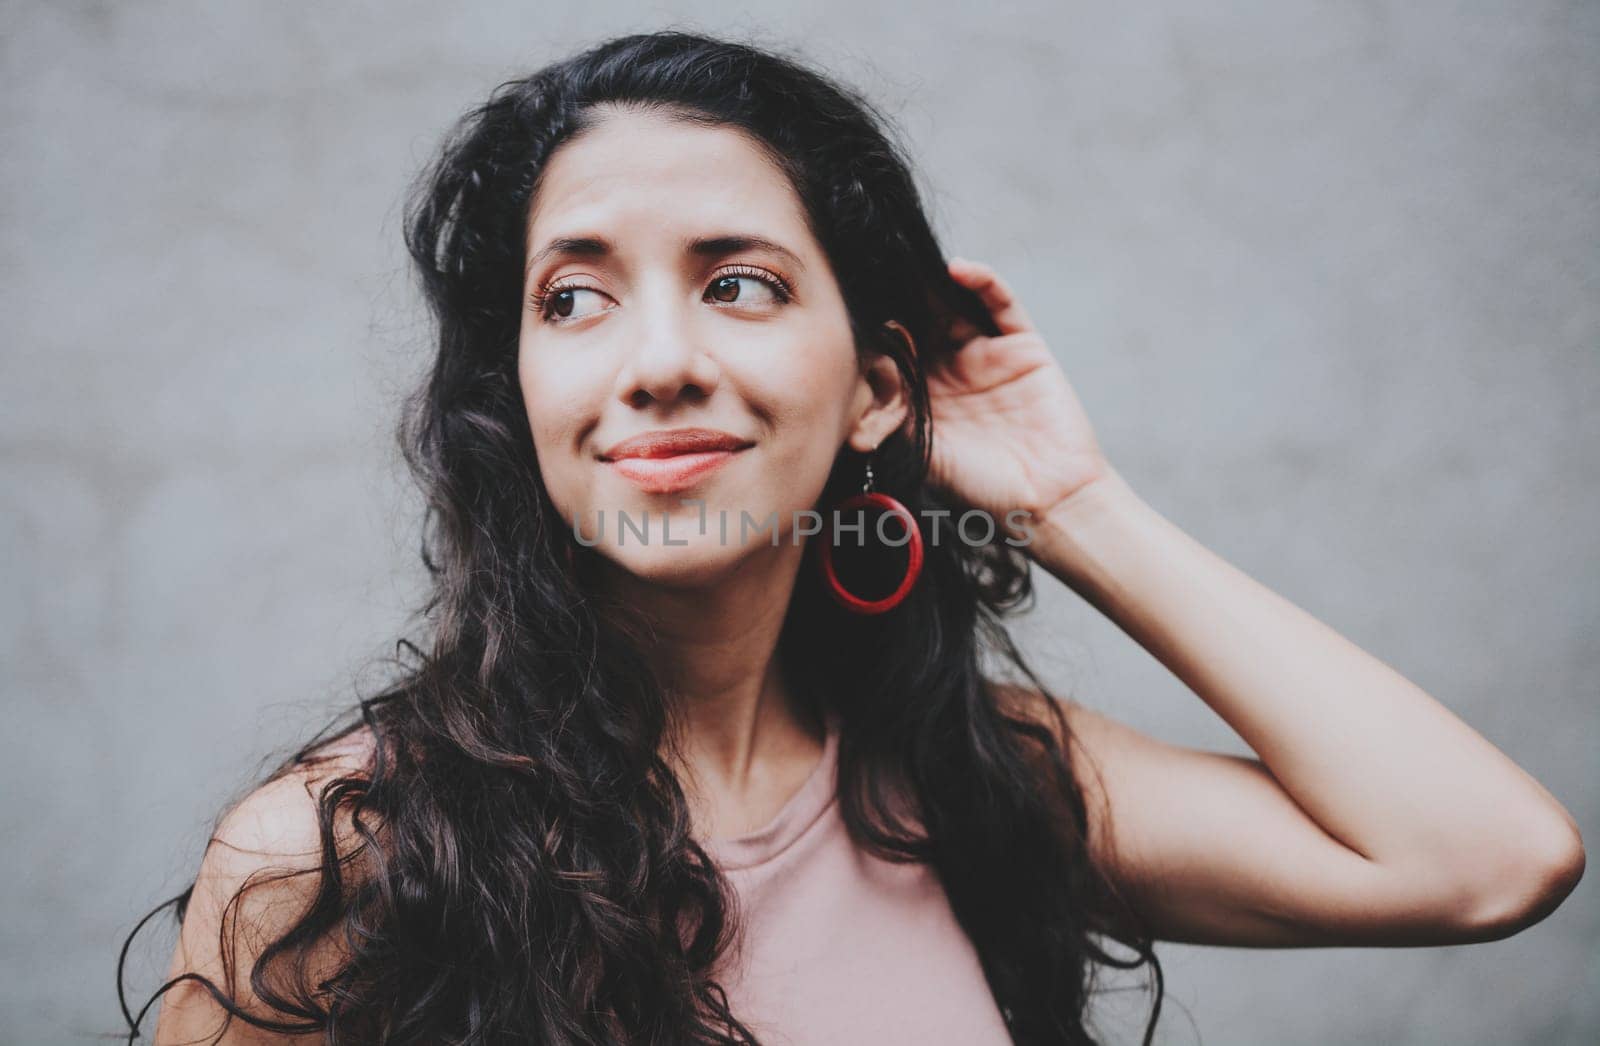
[518, 105, 907, 587]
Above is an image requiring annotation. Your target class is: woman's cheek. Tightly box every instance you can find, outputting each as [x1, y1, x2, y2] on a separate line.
[523, 410, 587, 520]
[764, 413, 842, 511]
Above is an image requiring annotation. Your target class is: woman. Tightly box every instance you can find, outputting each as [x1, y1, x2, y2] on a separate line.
[121, 30, 1584, 1046]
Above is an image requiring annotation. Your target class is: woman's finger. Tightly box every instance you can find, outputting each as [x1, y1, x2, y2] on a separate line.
[947, 257, 1035, 335]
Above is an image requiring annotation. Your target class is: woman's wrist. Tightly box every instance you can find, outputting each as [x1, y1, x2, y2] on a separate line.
[1024, 464, 1151, 593]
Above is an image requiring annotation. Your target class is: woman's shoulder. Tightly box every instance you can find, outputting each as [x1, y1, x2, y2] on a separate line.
[189, 724, 385, 929]
[206, 725, 382, 883]
[155, 726, 382, 1041]
[300, 723, 380, 768]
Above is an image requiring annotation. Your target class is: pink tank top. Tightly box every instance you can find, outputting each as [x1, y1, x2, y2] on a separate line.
[697, 713, 1014, 1044]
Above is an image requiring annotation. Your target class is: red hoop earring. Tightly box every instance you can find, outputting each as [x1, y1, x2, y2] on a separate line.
[818, 452, 924, 614]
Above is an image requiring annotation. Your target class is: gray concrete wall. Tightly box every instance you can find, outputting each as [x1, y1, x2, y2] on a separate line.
[4, 2, 1594, 1042]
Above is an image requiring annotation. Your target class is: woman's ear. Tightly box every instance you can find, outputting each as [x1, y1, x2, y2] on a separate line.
[846, 321, 915, 453]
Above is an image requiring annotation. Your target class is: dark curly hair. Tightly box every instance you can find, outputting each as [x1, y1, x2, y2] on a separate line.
[118, 28, 1164, 1045]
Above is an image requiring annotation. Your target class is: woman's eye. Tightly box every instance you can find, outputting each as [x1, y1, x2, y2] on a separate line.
[535, 270, 790, 325]
[541, 286, 608, 322]
[706, 273, 786, 306]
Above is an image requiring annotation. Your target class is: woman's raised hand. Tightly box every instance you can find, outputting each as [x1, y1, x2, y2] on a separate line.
[924, 257, 1116, 528]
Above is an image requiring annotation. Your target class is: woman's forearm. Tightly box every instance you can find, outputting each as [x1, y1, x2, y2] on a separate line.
[1026, 465, 1585, 918]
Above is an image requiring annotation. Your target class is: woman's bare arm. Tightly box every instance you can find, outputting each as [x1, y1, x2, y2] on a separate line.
[1010, 466, 1584, 948]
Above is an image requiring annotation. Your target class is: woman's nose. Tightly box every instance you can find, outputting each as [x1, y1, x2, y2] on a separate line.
[615, 299, 722, 408]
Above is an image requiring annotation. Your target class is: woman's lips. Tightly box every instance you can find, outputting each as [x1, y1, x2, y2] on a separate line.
[607, 449, 743, 495]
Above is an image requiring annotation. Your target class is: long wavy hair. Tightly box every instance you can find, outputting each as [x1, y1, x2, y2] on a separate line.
[119, 29, 1164, 1045]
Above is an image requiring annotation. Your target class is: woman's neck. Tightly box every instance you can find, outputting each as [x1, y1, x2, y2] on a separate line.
[592, 540, 824, 829]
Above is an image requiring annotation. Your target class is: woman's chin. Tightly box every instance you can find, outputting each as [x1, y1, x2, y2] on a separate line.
[592, 538, 756, 588]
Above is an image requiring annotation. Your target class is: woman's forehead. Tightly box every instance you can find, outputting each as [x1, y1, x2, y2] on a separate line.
[525, 111, 811, 256]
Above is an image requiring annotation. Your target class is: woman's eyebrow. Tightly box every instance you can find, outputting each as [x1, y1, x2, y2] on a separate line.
[687, 234, 807, 273]
[524, 232, 806, 281]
